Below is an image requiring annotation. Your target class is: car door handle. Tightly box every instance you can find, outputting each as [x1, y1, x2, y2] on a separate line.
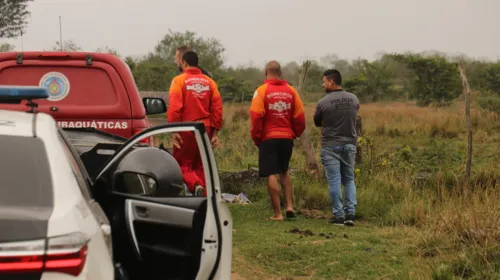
[135, 206, 149, 218]
[101, 224, 111, 236]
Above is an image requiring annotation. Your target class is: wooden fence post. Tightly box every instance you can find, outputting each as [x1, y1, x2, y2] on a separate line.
[296, 61, 321, 179]
[355, 116, 363, 165]
[458, 62, 473, 193]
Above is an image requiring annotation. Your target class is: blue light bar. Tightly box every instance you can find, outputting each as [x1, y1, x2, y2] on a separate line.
[0, 86, 49, 101]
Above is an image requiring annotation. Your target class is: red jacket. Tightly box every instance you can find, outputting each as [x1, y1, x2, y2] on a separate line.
[250, 78, 306, 145]
[167, 67, 223, 130]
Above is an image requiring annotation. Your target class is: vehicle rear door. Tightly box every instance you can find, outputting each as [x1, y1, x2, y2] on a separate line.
[91, 122, 229, 280]
[0, 52, 134, 138]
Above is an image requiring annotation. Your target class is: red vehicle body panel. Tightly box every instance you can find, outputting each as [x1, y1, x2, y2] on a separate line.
[0, 51, 150, 138]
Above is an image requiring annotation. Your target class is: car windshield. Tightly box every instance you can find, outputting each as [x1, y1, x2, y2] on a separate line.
[0, 135, 53, 207]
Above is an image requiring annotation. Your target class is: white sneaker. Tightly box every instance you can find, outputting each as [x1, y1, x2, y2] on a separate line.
[182, 183, 192, 197]
[194, 185, 205, 196]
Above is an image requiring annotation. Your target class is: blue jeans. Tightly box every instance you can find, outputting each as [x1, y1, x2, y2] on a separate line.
[320, 144, 357, 218]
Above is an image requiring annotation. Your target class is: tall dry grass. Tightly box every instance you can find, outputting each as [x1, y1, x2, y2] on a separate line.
[216, 100, 500, 279]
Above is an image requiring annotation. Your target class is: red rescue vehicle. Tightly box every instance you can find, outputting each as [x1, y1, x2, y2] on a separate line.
[0, 51, 166, 140]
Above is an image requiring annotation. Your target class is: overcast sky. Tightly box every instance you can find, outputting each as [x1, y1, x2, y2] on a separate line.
[3, 0, 500, 66]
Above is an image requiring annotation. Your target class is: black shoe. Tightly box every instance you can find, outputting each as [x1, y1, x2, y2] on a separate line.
[285, 210, 296, 219]
[329, 217, 345, 225]
[344, 215, 355, 227]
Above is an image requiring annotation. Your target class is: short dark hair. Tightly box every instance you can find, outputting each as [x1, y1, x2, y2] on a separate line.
[182, 51, 199, 67]
[323, 69, 342, 85]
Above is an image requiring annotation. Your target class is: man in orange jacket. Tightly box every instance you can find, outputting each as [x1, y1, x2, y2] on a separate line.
[167, 50, 223, 196]
[250, 60, 306, 221]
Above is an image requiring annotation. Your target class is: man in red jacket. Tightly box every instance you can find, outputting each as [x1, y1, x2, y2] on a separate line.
[250, 60, 306, 221]
[168, 50, 223, 196]
[175, 45, 212, 77]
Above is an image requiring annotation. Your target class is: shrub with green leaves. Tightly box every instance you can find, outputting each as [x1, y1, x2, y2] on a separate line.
[388, 53, 462, 107]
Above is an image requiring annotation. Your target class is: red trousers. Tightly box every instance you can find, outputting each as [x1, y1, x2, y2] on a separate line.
[172, 127, 212, 196]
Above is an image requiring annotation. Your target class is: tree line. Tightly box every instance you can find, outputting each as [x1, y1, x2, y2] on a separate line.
[1, 22, 500, 113]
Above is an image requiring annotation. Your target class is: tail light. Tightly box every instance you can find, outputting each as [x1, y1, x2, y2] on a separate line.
[0, 232, 88, 276]
[134, 128, 150, 144]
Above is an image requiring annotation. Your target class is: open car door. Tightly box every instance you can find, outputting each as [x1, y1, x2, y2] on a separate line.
[90, 122, 232, 280]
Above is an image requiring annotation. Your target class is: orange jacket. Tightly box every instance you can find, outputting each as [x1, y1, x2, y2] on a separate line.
[250, 78, 306, 145]
[167, 67, 223, 130]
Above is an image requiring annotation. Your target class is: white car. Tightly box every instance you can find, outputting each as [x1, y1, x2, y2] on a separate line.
[0, 86, 233, 280]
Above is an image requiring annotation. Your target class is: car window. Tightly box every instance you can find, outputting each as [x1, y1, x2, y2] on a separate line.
[118, 173, 158, 196]
[0, 135, 53, 207]
[57, 132, 93, 201]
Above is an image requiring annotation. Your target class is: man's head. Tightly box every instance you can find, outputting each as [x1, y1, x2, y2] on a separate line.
[322, 69, 342, 92]
[175, 45, 191, 68]
[181, 51, 199, 70]
[265, 60, 282, 78]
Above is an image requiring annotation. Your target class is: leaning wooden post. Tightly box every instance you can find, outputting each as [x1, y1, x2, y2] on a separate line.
[355, 116, 363, 165]
[296, 60, 321, 179]
[458, 62, 473, 194]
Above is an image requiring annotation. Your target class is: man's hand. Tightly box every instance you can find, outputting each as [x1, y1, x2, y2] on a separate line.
[211, 135, 220, 148]
[210, 129, 220, 149]
[172, 133, 183, 149]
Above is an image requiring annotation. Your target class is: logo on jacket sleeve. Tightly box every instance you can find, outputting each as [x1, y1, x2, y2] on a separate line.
[39, 72, 71, 102]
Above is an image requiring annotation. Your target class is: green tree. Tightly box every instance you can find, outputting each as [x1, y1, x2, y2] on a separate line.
[320, 54, 356, 78]
[474, 62, 500, 95]
[281, 61, 300, 85]
[216, 71, 255, 102]
[52, 40, 82, 51]
[477, 92, 500, 115]
[388, 53, 462, 107]
[96, 46, 120, 57]
[299, 60, 325, 93]
[124, 56, 136, 72]
[131, 53, 177, 91]
[376, 53, 413, 97]
[0, 43, 15, 52]
[343, 58, 398, 102]
[225, 65, 263, 91]
[0, 0, 33, 38]
[154, 30, 225, 73]
[466, 60, 500, 115]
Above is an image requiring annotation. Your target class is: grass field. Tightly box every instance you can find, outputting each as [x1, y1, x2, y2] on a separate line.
[212, 99, 500, 280]
[229, 201, 432, 280]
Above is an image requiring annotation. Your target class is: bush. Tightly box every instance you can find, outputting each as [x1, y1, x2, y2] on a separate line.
[477, 92, 500, 115]
[388, 53, 462, 107]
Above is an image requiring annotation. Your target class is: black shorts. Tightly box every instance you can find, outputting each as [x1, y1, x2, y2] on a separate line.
[258, 139, 294, 177]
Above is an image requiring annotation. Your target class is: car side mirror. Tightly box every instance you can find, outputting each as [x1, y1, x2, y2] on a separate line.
[112, 148, 184, 197]
[143, 97, 167, 115]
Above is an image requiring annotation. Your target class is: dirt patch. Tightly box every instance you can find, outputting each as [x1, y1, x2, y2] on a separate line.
[309, 240, 328, 246]
[231, 272, 245, 280]
[288, 228, 338, 240]
[298, 209, 331, 220]
[288, 228, 315, 237]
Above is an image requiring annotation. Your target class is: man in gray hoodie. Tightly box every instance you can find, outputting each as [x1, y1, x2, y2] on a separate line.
[313, 69, 360, 226]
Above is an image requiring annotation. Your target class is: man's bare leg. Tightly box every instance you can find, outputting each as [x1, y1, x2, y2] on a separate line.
[280, 171, 295, 213]
[267, 174, 283, 221]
